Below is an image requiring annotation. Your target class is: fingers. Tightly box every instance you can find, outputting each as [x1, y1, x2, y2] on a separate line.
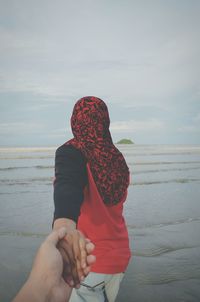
[58, 239, 77, 286]
[63, 260, 74, 287]
[46, 227, 67, 246]
[79, 236, 87, 269]
[83, 254, 96, 275]
[71, 234, 95, 281]
[71, 233, 84, 284]
[85, 242, 95, 254]
[75, 236, 96, 282]
[59, 246, 71, 278]
[60, 236, 81, 287]
[63, 231, 89, 286]
[86, 254, 96, 265]
[57, 231, 96, 288]
[57, 227, 68, 239]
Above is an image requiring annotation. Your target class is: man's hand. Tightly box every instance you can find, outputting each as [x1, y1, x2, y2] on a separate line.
[13, 228, 71, 302]
[30, 228, 73, 302]
[13, 228, 96, 302]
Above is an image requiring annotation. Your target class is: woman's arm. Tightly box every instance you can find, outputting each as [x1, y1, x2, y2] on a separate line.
[53, 144, 89, 287]
[53, 144, 87, 223]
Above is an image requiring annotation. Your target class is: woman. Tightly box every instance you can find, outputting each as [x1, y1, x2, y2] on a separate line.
[53, 96, 131, 302]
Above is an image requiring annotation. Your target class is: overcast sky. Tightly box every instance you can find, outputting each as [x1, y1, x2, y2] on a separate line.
[0, 0, 200, 146]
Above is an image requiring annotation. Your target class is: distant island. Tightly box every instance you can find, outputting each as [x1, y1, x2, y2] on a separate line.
[117, 139, 134, 144]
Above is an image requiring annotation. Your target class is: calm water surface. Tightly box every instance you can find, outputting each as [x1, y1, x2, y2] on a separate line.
[0, 145, 200, 302]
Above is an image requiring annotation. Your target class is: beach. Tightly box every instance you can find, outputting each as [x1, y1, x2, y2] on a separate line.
[0, 144, 200, 301]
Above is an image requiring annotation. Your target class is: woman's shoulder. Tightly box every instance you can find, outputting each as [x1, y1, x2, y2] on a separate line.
[56, 143, 86, 164]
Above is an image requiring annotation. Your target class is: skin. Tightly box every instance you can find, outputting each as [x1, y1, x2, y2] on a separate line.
[13, 227, 96, 302]
[53, 218, 90, 287]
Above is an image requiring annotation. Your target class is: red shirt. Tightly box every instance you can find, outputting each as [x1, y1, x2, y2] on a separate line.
[78, 163, 131, 274]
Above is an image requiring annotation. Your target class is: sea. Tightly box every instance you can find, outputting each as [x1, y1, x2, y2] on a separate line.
[0, 144, 200, 302]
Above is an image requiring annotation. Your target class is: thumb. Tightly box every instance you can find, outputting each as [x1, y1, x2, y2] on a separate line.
[46, 227, 67, 246]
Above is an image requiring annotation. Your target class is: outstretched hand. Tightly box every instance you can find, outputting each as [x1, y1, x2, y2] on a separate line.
[13, 227, 96, 302]
[13, 228, 72, 302]
[29, 228, 73, 302]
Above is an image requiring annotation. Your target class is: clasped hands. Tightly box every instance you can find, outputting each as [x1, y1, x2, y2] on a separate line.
[13, 225, 95, 302]
[53, 218, 96, 288]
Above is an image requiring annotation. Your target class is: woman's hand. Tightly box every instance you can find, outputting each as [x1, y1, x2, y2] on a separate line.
[53, 218, 95, 288]
[58, 230, 94, 287]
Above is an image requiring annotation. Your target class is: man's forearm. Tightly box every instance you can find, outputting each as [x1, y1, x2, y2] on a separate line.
[13, 278, 48, 302]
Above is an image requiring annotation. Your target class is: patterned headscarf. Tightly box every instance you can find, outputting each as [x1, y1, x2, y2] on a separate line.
[66, 96, 129, 205]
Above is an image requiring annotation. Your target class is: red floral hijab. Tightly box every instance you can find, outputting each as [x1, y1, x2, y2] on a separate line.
[66, 96, 129, 205]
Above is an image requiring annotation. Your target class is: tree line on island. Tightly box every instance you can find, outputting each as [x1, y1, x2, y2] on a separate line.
[116, 139, 134, 144]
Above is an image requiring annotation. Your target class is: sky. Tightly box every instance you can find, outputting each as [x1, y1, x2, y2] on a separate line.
[0, 0, 200, 146]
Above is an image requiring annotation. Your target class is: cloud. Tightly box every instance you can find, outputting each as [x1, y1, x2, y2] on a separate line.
[0, 1, 199, 107]
[177, 126, 199, 133]
[194, 113, 200, 123]
[0, 1, 199, 145]
[178, 112, 200, 133]
[0, 122, 45, 134]
[46, 127, 71, 139]
[110, 118, 165, 132]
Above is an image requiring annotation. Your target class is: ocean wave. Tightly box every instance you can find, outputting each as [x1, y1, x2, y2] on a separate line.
[128, 161, 200, 166]
[0, 165, 54, 171]
[127, 217, 200, 230]
[0, 155, 53, 160]
[0, 190, 49, 195]
[0, 166, 30, 171]
[0, 230, 47, 238]
[124, 151, 200, 157]
[0, 147, 56, 153]
[1, 162, 200, 173]
[2, 152, 199, 159]
[130, 178, 200, 186]
[133, 244, 199, 257]
[35, 165, 54, 169]
[131, 166, 200, 175]
[136, 270, 200, 285]
[0, 177, 53, 185]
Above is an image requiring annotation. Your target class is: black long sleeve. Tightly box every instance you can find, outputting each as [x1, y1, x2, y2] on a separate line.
[53, 144, 87, 223]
